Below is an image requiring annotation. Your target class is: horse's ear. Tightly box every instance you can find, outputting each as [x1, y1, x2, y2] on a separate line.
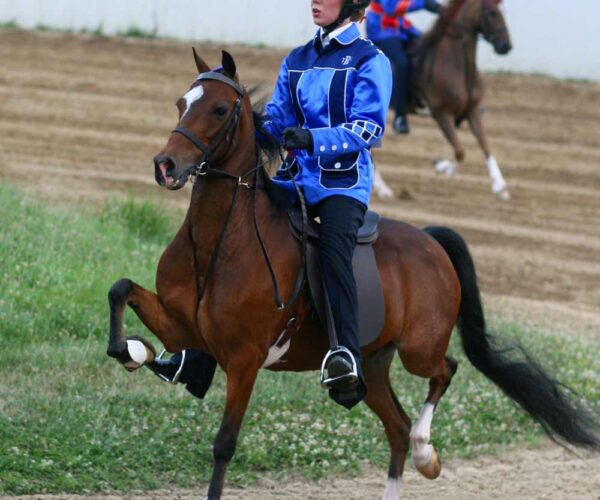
[221, 50, 237, 79]
[192, 47, 210, 74]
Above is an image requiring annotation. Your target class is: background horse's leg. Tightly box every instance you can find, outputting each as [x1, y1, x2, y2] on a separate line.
[373, 167, 396, 200]
[467, 107, 510, 201]
[362, 346, 411, 500]
[107, 278, 194, 367]
[432, 112, 464, 178]
[410, 356, 458, 480]
[207, 360, 261, 500]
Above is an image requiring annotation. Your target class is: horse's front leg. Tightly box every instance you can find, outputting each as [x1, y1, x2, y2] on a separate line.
[107, 278, 194, 369]
[206, 355, 261, 499]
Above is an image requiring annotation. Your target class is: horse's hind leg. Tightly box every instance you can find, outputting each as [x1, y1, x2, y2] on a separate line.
[410, 356, 458, 480]
[107, 278, 195, 369]
[362, 345, 411, 500]
[467, 107, 510, 200]
[433, 112, 464, 178]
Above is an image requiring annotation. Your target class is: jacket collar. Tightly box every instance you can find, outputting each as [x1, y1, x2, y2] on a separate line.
[314, 22, 361, 51]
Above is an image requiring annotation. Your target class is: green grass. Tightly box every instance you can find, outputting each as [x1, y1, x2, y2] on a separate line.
[117, 26, 157, 39]
[0, 19, 18, 29]
[0, 185, 598, 494]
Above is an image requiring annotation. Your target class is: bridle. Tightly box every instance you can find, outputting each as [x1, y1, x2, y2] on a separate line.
[479, 0, 509, 46]
[169, 70, 247, 186]
[167, 70, 306, 312]
[444, 0, 507, 44]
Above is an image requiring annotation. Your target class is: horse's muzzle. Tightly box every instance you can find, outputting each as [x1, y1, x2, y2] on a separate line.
[154, 155, 185, 190]
[494, 40, 512, 55]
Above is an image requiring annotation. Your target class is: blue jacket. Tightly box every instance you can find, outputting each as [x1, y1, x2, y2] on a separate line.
[367, 0, 425, 42]
[265, 23, 392, 207]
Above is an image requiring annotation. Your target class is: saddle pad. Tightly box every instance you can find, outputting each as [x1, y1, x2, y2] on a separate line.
[305, 240, 385, 348]
[288, 209, 380, 245]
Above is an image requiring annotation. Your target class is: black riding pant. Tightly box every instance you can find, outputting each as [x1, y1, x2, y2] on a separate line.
[374, 37, 411, 118]
[310, 195, 366, 369]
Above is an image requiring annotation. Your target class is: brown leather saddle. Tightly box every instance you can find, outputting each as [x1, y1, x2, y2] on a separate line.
[288, 209, 386, 347]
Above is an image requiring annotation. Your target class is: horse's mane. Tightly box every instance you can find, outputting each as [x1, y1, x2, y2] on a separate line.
[249, 88, 293, 211]
[415, 0, 468, 52]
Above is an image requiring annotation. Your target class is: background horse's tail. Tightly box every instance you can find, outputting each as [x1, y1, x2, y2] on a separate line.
[424, 226, 600, 450]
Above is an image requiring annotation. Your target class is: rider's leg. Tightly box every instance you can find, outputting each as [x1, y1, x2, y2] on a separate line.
[375, 37, 410, 133]
[315, 195, 366, 408]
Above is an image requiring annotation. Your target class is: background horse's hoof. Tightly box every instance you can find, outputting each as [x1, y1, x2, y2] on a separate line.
[123, 335, 156, 371]
[433, 159, 457, 178]
[373, 169, 396, 200]
[415, 447, 442, 480]
[494, 187, 511, 202]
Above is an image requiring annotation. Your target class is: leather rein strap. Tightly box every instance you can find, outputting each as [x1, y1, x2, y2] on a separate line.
[174, 70, 306, 311]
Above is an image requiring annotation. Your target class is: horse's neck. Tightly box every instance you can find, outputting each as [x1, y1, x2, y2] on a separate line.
[437, 26, 478, 72]
[187, 153, 250, 246]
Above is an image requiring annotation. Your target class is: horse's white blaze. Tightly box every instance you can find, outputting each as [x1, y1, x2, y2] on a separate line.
[434, 159, 457, 177]
[410, 402, 435, 466]
[124, 339, 149, 369]
[487, 155, 507, 193]
[183, 85, 205, 118]
[373, 168, 395, 199]
[382, 477, 403, 500]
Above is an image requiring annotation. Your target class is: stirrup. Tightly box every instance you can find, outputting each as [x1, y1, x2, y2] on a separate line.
[153, 349, 186, 384]
[320, 347, 359, 389]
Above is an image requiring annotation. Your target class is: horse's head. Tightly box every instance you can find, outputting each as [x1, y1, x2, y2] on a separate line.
[478, 0, 512, 55]
[153, 49, 249, 190]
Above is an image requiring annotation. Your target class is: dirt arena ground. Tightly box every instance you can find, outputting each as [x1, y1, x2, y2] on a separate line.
[0, 30, 599, 498]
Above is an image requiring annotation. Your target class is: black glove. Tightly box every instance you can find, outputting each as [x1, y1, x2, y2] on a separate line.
[424, 0, 441, 13]
[282, 127, 314, 154]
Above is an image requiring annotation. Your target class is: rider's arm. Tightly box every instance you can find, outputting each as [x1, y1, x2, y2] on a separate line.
[381, 0, 427, 16]
[309, 52, 392, 157]
[264, 57, 297, 140]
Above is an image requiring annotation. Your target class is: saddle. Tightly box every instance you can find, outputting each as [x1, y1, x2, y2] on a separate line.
[288, 209, 386, 347]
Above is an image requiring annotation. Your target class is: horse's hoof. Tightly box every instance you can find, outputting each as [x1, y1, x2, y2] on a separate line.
[416, 447, 442, 480]
[123, 335, 156, 371]
[494, 187, 511, 202]
[433, 159, 457, 178]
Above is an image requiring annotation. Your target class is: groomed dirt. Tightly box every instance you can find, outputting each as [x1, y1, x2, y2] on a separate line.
[1, 29, 599, 499]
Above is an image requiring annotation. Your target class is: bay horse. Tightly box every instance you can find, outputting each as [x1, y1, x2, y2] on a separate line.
[107, 50, 599, 499]
[373, 0, 513, 201]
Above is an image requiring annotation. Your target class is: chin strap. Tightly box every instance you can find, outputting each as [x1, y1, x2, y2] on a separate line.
[323, 0, 371, 35]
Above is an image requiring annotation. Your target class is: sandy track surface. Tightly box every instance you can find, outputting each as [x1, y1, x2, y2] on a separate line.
[1, 30, 599, 499]
[7, 446, 600, 499]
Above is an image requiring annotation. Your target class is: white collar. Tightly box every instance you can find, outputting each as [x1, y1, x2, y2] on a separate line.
[320, 22, 354, 48]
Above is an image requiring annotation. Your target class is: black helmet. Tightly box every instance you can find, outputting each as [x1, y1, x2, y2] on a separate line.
[324, 0, 371, 34]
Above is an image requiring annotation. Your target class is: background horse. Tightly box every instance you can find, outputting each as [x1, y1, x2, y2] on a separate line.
[374, 0, 513, 201]
[107, 50, 598, 500]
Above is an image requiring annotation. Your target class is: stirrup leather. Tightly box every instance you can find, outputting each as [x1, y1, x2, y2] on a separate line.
[320, 347, 358, 389]
[154, 349, 186, 384]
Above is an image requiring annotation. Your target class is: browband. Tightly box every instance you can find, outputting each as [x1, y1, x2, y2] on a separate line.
[196, 71, 244, 96]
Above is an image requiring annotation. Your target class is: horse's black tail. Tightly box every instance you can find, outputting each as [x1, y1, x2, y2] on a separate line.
[424, 225, 600, 450]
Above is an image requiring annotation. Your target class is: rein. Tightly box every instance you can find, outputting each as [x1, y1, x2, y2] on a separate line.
[172, 70, 306, 311]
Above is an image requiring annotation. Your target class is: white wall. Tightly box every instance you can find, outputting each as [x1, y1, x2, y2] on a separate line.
[1, 0, 599, 81]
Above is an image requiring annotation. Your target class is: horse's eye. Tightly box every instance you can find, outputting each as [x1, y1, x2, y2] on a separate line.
[214, 104, 228, 117]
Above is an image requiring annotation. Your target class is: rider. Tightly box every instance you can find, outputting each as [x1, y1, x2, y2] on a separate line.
[366, 0, 441, 134]
[149, 0, 392, 410]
